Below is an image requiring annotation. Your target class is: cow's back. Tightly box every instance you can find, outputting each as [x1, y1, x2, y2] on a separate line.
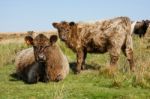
[77, 17, 131, 52]
[15, 47, 35, 73]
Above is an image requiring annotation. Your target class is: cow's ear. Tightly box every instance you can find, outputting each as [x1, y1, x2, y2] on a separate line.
[69, 22, 75, 26]
[52, 22, 58, 28]
[24, 36, 33, 46]
[50, 35, 58, 44]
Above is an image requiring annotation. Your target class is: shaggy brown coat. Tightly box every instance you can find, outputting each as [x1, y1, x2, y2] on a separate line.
[53, 16, 135, 73]
[15, 48, 37, 83]
[15, 34, 69, 82]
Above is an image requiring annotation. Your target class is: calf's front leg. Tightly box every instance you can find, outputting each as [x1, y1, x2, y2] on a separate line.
[76, 49, 84, 74]
[81, 51, 87, 70]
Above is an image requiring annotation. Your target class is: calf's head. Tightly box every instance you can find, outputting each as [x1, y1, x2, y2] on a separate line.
[144, 20, 150, 28]
[52, 21, 77, 41]
[25, 34, 57, 62]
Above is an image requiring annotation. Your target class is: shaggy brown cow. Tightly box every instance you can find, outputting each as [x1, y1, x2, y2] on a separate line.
[53, 17, 135, 73]
[16, 34, 69, 83]
[133, 20, 150, 37]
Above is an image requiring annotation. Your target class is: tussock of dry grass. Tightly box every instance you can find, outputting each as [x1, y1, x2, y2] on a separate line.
[0, 39, 27, 67]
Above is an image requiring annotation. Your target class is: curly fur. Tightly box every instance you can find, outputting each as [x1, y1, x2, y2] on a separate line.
[53, 16, 135, 73]
[15, 34, 69, 83]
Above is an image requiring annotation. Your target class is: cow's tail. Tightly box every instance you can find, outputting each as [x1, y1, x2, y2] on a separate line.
[131, 21, 137, 34]
[124, 20, 135, 71]
[124, 19, 134, 59]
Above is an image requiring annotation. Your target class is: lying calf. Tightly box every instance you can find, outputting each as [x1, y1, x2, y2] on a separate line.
[15, 34, 69, 83]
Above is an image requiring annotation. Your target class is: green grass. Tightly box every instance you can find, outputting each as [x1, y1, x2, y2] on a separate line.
[0, 42, 26, 67]
[0, 36, 150, 99]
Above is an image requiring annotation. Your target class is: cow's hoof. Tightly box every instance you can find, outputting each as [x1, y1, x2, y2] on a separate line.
[27, 80, 38, 84]
[43, 76, 49, 83]
[74, 67, 81, 74]
[131, 67, 136, 72]
[44, 79, 49, 83]
[81, 65, 86, 70]
[55, 74, 62, 82]
[107, 66, 117, 75]
[74, 70, 81, 74]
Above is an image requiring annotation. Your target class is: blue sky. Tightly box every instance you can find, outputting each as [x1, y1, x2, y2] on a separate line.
[0, 0, 150, 32]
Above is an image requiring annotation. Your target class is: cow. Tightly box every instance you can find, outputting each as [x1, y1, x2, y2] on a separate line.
[133, 20, 150, 38]
[15, 34, 69, 83]
[52, 16, 135, 74]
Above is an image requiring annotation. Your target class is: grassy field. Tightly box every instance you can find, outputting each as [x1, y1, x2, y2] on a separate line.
[0, 35, 150, 99]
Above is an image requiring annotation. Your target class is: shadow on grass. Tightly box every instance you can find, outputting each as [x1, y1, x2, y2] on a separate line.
[9, 73, 39, 84]
[9, 62, 101, 84]
[69, 62, 101, 72]
[9, 73, 21, 81]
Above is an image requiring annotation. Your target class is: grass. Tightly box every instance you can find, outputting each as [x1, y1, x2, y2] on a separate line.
[0, 38, 26, 67]
[0, 36, 150, 99]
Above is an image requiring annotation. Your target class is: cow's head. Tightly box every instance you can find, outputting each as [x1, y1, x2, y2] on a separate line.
[144, 20, 150, 28]
[52, 21, 77, 41]
[25, 34, 58, 62]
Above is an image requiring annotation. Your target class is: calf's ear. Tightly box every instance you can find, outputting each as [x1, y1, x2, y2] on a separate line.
[50, 35, 58, 44]
[52, 22, 58, 28]
[24, 36, 33, 46]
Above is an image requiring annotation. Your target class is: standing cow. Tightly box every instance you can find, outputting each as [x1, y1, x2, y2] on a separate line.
[15, 34, 69, 83]
[53, 17, 135, 74]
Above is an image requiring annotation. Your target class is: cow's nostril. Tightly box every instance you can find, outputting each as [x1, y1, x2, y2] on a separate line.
[39, 55, 44, 59]
[55, 74, 62, 82]
[38, 54, 46, 61]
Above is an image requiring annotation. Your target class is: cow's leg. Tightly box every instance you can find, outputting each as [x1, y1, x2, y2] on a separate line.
[125, 48, 135, 72]
[110, 55, 119, 67]
[108, 55, 119, 74]
[121, 45, 126, 56]
[122, 45, 135, 72]
[76, 49, 84, 74]
[125, 34, 135, 72]
[108, 47, 121, 73]
[43, 66, 50, 82]
[81, 51, 87, 70]
[27, 65, 39, 84]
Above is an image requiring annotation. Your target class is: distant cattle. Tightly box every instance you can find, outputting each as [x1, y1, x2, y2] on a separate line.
[133, 20, 150, 38]
[15, 34, 69, 83]
[53, 17, 135, 73]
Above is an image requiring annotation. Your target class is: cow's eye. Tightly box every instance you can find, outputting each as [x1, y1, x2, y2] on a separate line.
[66, 29, 69, 32]
[40, 46, 43, 49]
[60, 27, 64, 30]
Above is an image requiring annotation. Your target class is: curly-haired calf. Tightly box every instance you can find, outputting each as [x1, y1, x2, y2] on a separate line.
[15, 34, 69, 83]
[53, 17, 135, 73]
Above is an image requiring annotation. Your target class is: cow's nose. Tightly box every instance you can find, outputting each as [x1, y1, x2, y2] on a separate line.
[38, 54, 46, 61]
[55, 74, 62, 82]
